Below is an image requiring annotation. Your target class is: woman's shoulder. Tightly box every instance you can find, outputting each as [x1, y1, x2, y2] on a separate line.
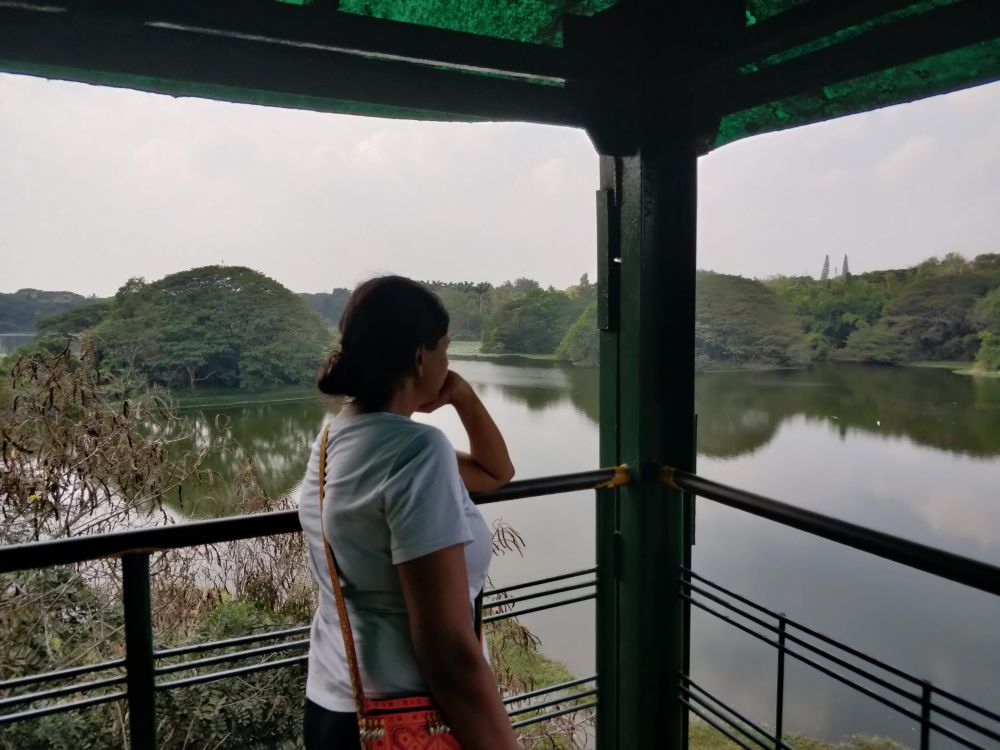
[329, 413, 452, 461]
[391, 420, 453, 462]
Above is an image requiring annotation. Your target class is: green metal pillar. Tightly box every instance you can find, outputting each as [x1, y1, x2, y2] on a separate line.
[596, 137, 698, 749]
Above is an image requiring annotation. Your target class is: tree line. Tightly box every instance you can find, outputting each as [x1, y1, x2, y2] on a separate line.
[8, 251, 1000, 395]
[299, 275, 598, 362]
[767, 252, 1000, 371]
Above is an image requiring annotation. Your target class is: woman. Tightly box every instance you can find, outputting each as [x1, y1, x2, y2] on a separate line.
[298, 276, 520, 750]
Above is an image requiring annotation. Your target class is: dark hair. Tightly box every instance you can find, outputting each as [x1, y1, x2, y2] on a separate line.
[317, 276, 449, 409]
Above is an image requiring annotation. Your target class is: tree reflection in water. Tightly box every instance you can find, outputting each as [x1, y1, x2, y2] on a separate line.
[166, 361, 1000, 517]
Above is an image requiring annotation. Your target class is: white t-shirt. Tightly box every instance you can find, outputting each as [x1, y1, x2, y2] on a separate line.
[298, 411, 493, 713]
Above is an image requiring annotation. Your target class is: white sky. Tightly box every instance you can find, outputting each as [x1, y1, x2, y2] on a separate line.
[1, 73, 999, 297]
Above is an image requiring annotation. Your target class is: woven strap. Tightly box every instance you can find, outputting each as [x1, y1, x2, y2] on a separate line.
[318, 425, 368, 720]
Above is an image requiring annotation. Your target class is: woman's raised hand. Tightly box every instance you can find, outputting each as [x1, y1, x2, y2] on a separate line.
[417, 371, 475, 414]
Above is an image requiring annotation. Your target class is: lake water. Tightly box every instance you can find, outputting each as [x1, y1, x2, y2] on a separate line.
[171, 361, 1000, 747]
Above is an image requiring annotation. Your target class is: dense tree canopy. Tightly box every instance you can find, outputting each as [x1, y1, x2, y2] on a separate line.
[14, 252, 1000, 378]
[697, 272, 810, 371]
[483, 276, 594, 355]
[555, 301, 598, 367]
[765, 253, 1000, 370]
[300, 289, 351, 328]
[42, 267, 332, 390]
[0, 289, 90, 333]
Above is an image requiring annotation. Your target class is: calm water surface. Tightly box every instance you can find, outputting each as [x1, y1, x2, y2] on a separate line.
[172, 361, 1000, 747]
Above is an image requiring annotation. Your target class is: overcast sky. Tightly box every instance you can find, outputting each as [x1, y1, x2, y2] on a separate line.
[2, 73, 999, 297]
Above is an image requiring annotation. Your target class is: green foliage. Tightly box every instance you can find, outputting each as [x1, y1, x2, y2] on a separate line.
[36, 299, 116, 337]
[0, 566, 126, 749]
[86, 266, 332, 390]
[156, 600, 307, 750]
[0, 354, 11, 410]
[970, 287, 1000, 335]
[431, 282, 490, 341]
[975, 332, 1000, 372]
[0, 289, 90, 334]
[556, 301, 598, 366]
[769, 254, 1000, 366]
[299, 288, 350, 327]
[481, 277, 594, 355]
[482, 288, 574, 354]
[838, 270, 999, 363]
[688, 718, 906, 750]
[696, 272, 810, 371]
[767, 274, 889, 356]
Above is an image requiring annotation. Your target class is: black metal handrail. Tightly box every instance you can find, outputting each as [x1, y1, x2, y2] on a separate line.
[681, 569, 1000, 750]
[663, 467, 1000, 597]
[0, 467, 623, 740]
[664, 467, 1000, 750]
[0, 467, 628, 575]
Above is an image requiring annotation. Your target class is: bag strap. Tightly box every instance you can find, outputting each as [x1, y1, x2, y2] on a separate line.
[318, 423, 485, 720]
[318, 424, 368, 720]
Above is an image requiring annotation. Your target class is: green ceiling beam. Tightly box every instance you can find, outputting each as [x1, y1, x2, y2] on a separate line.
[0, 5, 579, 125]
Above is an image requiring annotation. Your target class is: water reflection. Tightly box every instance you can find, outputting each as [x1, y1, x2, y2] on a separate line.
[166, 360, 1000, 746]
[165, 398, 326, 515]
[170, 362, 1000, 516]
[698, 365, 1000, 458]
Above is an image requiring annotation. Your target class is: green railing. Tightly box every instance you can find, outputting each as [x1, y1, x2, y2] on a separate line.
[0, 468, 625, 746]
[4, 464, 1000, 748]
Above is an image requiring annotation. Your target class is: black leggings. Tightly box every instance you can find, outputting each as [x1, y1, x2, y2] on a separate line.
[303, 698, 360, 750]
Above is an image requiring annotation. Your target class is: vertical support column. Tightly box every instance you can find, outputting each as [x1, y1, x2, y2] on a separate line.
[596, 135, 698, 750]
[596, 156, 622, 750]
[122, 552, 157, 749]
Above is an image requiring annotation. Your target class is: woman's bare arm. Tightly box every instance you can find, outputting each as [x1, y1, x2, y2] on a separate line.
[418, 371, 515, 492]
[397, 545, 519, 750]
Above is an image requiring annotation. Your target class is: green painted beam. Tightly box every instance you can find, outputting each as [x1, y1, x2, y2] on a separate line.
[0, 6, 577, 125]
[24, 0, 573, 82]
[706, 0, 1000, 116]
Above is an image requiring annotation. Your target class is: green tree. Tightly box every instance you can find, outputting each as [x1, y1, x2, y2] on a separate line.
[696, 272, 810, 371]
[299, 288, 351, 326]
[36, 298, 116, 337]
[482, 287, 577, 354]
[555, 302, 598, 366]
[0, 288, 90, 334]
[975, 332, 1000, 372]
[768, 274, 889, 357]
[839, 272, 998, 363]
[970, 287, 1000, 335]
[93, 266, 331, 390]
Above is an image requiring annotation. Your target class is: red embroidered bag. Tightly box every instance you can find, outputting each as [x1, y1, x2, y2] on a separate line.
[318, 426, 463, 749]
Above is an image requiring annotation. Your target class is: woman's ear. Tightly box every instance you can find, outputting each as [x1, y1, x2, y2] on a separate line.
[413, 346, 425, 378]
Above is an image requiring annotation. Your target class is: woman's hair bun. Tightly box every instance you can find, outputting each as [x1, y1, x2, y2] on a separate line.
[316, 348, 357, 397]
[314, 276, 449, 409]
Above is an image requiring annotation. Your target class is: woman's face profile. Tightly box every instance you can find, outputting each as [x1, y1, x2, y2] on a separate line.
[419, 333, 451, 399]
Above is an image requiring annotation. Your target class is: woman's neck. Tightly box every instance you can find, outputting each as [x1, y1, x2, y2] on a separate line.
[341, 388, 416, 418]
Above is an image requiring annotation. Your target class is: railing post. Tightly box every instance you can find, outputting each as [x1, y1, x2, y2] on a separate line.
[122, 552, 157, 748]
[920, 681, 932, 750]
[775, 615, 787, 750]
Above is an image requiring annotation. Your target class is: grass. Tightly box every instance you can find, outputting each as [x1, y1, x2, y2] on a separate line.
[170, 385, 320, 409]
[449, 340, 559, 361]
[907, 360, 1000, 378]
[689, 717, 908, 750]
[906, 360, 973, 371]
